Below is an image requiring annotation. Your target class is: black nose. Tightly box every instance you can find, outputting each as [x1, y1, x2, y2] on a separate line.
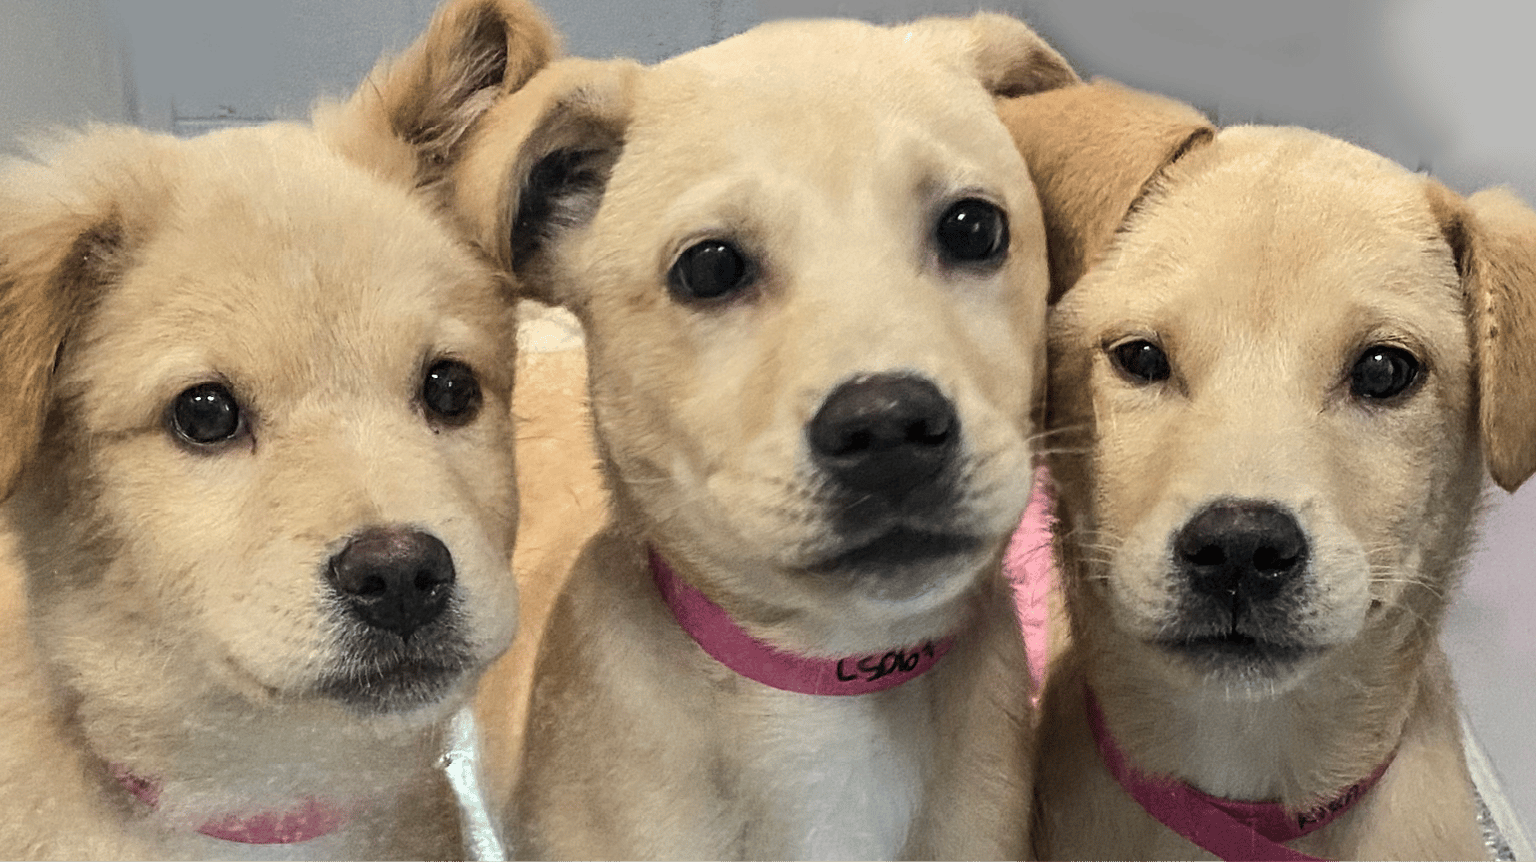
[807, 373, 959, 499]
[327, 527, 455, 639]
[1175, 500, 1308, 604]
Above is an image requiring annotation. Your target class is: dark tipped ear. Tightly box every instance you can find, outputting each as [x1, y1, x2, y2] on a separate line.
[998, 79, 1214, 302]
[904, 12, 1079, 98]
[1430, 183, 1536, 492]
[317, 0, 559, 192]
[453, 59, 638, 307]
[0, 131, 162, 499]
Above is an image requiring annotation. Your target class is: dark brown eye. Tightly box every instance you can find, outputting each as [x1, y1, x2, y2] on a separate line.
[422, 360, 481, 425]
[936, 198, 1008, 265]
[170, 382, 243, 445]
[1350, 346, 1420, 401]
[668, 240, 752, 302]
[1110, 340, 1171, 383]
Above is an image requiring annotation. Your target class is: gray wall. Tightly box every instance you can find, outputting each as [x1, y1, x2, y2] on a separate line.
[0, 0, 131, 153]
[3, 0, 1532, 837]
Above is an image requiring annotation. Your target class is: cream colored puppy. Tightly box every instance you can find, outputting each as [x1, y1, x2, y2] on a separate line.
[1004, 80, 1536, 860]
[368, 7, 1079, 858]
[0, 2, 554, 857]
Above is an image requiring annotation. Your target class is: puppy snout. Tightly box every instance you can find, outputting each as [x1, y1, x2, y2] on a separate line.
[327, 527, 455, 639]
[1175, 501, 1308, 604]
[807, 373, 958, 499]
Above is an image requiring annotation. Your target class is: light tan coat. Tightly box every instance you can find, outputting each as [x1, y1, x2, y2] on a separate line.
[420, 9, 1078, 859]
[1003, 80, 1536, 861]
[0, 2, 554, 856]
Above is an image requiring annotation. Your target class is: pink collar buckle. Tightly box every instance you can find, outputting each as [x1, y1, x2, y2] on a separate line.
[650, 549, 953, 696]
[1085, 688, 1393, 862]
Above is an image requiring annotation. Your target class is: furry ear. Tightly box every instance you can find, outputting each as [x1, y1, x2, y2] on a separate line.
[0, 129, 171, 500]
[315, 0, 558, 193]
[903, 12, 1079, 98]
[452, 58, 639, 307]
[998, 79, 1214, 302]
[1430, 184, 1536, 492]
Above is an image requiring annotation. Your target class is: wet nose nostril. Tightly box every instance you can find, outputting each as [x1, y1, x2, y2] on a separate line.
[356, 574, 388, 599]
[1185, 544, 1225, 567]
[1253, 544, 1300, 574]
[907, 415, 950, 445]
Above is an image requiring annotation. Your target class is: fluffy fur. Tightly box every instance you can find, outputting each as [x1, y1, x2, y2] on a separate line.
[368, 7, 1081, 857]
[1003, 79, 1536, 860]
[0, 1, 555, 854]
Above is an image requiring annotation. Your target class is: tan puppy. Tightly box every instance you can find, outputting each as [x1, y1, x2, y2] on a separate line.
[1003, 80, 1536, 860]
[0, 2, 554, 857]
[367, 8, 1081, 858]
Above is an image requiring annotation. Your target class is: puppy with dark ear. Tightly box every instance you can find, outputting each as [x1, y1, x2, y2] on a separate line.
[442, 12, 1077, 860]
[314, 0, 558, 197]
[1008, 79, 1536, 860]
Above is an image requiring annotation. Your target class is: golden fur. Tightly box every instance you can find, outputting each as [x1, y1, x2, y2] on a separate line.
[472, 330, 604, 824]
[0, 2, 555, 855]
[362, 6, 1082, 857]
[1002, 80, 1536, 860]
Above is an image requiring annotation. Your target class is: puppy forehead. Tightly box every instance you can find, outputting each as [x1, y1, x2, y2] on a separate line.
[72, 129, 507, 412]
[1067, 126, 1463, 342]
[636, 26, 1026, 186]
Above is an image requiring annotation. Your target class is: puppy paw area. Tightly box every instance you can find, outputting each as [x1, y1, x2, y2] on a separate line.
[2, 1, 1532, 860]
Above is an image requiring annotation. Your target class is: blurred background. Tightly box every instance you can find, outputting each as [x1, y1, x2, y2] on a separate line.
[2, 0, 1530, 846]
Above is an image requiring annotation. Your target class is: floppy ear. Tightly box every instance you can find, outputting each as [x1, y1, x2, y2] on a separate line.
[0, 129, 171, 500]
[314, 0, 558, 193]
[1429, 184, 1536, 492]
[903, 12, 1079, 98]
[452, 58, 639, 307]
[998, 79, 1214, 302]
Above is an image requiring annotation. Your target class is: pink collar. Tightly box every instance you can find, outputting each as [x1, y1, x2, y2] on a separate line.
[650, 549, 953, 696]
[1086, 689, 1392, 862]
[114, 765, 347, 845]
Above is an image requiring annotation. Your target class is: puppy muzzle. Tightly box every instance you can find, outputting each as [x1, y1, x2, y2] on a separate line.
[1159, 499, 1319, 669]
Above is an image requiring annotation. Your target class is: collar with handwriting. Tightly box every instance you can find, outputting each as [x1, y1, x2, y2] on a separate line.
[650, 549, 954, 696]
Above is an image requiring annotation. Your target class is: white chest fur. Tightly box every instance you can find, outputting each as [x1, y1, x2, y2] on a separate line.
[735, 686, 927, 860]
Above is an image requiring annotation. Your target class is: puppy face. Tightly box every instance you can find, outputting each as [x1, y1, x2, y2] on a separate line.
[1, 125, 519, 719]
[1049, 127, 1483, 692]
[459, 16, 1075, 649]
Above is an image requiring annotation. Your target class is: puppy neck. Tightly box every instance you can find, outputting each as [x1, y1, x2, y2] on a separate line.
[1085, 686, 1394, 862]
[649, 549, 956, 695]
[1080, 634, 1417, 807]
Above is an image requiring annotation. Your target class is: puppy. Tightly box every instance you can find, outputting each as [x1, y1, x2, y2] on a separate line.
[365, 6, 1079, 857]
[0, 2, 553, 856]
[1004, 80, 1536, 860]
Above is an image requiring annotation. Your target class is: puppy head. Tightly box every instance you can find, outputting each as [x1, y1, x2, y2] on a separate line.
[1027, 83, 1536, 694]
[450, 14, 1076, 651]
[0, 123, 519, 722]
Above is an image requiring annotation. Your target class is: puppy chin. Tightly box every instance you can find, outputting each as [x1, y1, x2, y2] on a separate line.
[804, 530, 993, 608]
[316, 615, 480, 716]
[1152, 635, 1325, 694]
